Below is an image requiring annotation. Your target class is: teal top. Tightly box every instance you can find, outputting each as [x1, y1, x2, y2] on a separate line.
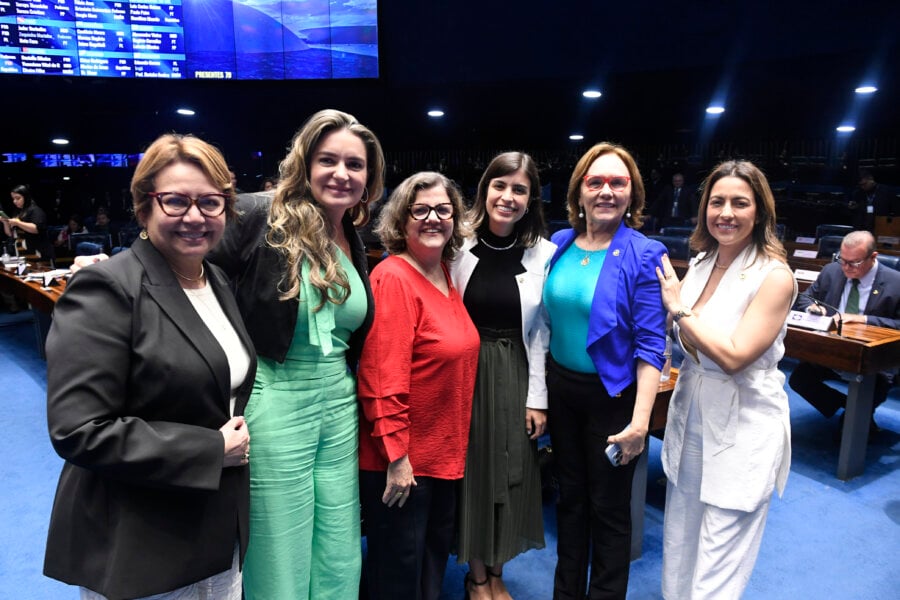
[543, 243, 606, 373]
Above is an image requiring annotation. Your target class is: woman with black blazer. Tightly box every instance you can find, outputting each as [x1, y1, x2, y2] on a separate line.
[208, 109, 384, 599]
[43, 134, 255, 600]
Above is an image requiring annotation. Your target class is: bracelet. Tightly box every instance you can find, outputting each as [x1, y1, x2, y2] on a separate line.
[673, 307, 693, 322]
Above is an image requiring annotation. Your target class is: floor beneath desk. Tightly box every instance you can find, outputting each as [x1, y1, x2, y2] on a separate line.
[2, 310, 898, 600]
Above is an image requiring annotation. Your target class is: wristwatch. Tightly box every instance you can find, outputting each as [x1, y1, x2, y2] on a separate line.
[673, 307, 693, 322]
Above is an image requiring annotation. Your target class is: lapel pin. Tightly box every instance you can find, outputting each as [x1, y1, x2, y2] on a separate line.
[613, 249, 620, 257]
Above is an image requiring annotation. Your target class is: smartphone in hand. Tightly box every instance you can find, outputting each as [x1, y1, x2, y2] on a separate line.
[605, 442, 623, 467]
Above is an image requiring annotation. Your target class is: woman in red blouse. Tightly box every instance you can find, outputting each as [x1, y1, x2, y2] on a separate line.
[358, 171, 480, 600]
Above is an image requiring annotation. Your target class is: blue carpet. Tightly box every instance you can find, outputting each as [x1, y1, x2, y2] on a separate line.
[1, 311, 898, 599]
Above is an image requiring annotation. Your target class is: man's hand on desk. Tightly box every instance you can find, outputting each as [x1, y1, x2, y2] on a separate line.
[839, 313, 867, 325]
[806, 304, 827, 316]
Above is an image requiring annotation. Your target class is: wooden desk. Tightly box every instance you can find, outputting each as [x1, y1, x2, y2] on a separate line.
[784, 323, 900, 480]
[631, 369, 678, 560]
[0, 267, 66, 358]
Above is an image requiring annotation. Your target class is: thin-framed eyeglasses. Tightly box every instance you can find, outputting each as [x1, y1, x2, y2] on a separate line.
[147, 192, 228, 217]
[582, 174, 631, 192]
[408, 203, 454, 220]
[835, 253, 872, 268]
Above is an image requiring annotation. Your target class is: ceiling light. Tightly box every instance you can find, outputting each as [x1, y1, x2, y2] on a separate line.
[569, 134, 584, 141]
[62, 176, 70, 181]
[177, 108, 196, 116]
[854, 86, 877, 94]
[836, 125, 855, 133]
[52, 138, 69, 145]
[427, 110, 444, 118]
[582, 90, 602, 99]
[705, 105, 725, 115]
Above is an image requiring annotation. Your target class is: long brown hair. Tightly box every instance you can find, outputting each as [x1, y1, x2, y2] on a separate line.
[267, 109, 385, 306]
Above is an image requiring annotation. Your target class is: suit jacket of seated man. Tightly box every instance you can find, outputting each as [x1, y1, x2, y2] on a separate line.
[791, 259, 900, 417]
[794, 259, 900, 330]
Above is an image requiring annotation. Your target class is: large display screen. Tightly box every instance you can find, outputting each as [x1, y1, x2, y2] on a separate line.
[0, 0, 378, 79]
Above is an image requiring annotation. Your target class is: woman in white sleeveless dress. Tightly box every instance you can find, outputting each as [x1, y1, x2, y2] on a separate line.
[656, 160, 797, 599]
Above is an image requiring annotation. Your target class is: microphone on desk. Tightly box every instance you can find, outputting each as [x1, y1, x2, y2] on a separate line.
[797, 293, 843, 336]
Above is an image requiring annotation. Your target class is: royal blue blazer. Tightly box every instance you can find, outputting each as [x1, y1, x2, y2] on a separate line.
[549, 222, 667, 396]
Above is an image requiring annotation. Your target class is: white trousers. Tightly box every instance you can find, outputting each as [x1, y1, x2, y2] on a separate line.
[662, 394, 771, 599]
[80, 543, 241, 600]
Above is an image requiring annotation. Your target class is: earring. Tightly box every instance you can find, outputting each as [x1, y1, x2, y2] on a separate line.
[524, 206, 529, 215]
[360, 187, 370, 205]
[139, 229, 149, 240]
[578, 206, 584, 218]
[626, 208, 632, 218]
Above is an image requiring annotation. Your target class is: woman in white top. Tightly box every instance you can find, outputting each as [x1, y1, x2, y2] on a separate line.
[450, 152, 556, 599]
[656, 160, 796, 599]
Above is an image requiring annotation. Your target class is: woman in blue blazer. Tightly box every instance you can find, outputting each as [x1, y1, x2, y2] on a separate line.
[543, 142, 667, 599]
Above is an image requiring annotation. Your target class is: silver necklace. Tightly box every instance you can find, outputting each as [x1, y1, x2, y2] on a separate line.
[480, 235, 517, 251]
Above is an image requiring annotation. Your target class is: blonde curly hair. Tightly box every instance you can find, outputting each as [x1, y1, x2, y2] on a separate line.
[267, 109, 385, 308]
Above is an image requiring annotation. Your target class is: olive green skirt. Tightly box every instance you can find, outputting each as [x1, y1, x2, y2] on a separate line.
[456, 327, 545, 565]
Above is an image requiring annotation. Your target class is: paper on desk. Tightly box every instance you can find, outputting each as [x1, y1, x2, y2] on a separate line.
[792, 249, 818, 258]
[795, 236, 816, 244]
[794, 268, 820, 282]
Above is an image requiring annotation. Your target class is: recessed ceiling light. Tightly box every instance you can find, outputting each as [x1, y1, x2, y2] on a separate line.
[52, 138, 69, 145]
[582, 90, 602, 99]
[569, 134, 584, 141]
[705, 105, 725, 115]
[854, 86, 877, 94]
[177, 108, 195, 116]
[427, 110, 444, 118]
[836, 125, 856, 133]
[62, 176, 70, 181]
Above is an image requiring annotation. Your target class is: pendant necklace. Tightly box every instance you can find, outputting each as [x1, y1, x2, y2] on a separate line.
[581, 249, 601, 266]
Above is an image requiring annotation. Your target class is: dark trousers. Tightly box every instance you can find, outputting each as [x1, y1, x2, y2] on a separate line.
[360, 471, 456, 600]
[547, 357, 638, 600]
[789, 362, 891, 418]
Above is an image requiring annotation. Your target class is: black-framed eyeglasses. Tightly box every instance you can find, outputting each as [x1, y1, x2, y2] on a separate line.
[147, 192, 228, 217]
[408, 203, 454, 220]
[835, 253, 872, 268]
[583, 174, 630, 192]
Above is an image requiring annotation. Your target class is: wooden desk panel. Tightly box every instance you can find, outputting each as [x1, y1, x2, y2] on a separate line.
[0, 268, 65, 312]
[784, 323, 900, 480]
[0, 268, 66, 359]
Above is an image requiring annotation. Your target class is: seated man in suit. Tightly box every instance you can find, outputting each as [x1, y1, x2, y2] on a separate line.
[790, 230, 900, 434]
[652, 172, 696, 230]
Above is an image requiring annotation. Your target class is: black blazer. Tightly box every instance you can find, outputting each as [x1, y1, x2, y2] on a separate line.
[209, 192, 375, 369]
[794, 260, 900, 330]
[43, 237, 257, 600]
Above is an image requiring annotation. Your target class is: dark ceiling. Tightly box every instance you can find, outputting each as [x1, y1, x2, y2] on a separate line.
[1, 1, 898, 177]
